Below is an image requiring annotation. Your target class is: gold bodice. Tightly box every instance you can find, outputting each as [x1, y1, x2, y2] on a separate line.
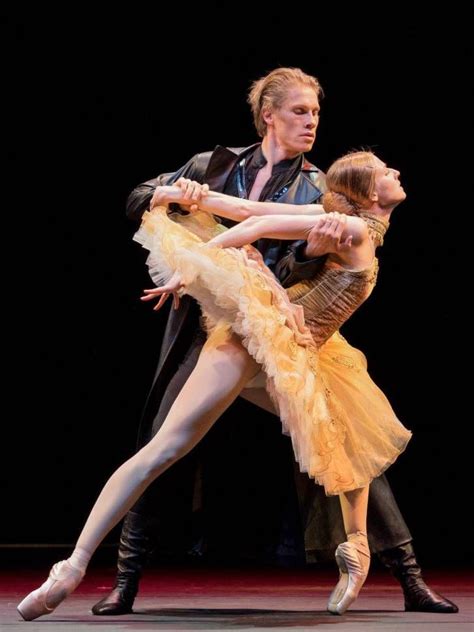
[287, 213, 388, 348]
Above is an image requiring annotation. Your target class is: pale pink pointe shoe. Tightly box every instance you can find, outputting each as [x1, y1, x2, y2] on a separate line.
[17, 560, 84, 621]
[327, 540, 370, 615]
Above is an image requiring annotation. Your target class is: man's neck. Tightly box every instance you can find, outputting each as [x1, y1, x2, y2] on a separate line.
[261, 135, 301, 169]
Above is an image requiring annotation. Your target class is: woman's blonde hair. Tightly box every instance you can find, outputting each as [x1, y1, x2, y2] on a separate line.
[323, 151, 379, 214]
[248, 67, 322, 138]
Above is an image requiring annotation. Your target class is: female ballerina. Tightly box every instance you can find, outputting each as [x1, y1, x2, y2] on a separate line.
[17, 150, 411, 620]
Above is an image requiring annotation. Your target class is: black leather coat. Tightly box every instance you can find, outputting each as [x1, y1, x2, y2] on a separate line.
[127, 144, 327, 447]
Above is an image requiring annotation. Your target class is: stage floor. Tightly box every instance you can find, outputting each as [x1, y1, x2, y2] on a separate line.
[1, 566, 472, 630]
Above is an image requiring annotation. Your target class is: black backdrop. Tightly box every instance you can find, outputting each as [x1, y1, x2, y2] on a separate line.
[3, 10, 471, 566]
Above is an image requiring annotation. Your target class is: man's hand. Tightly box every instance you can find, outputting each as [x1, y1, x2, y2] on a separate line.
[149, 180, 209, 212]
[140, 271, 184, 311]
[304, 212, 353, 258]
[175, 178, 209, 212]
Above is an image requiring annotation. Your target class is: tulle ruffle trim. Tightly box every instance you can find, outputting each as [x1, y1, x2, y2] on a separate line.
[134, 208, 411, 495]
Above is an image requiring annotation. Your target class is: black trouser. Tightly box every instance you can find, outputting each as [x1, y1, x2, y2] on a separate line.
[298, 471, 412, 561]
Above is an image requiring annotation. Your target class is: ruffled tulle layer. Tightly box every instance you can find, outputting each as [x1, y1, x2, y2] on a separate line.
[134, 208, 411, 495]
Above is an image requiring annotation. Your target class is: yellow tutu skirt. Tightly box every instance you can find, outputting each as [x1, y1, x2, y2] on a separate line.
[134, 208, 411, 495]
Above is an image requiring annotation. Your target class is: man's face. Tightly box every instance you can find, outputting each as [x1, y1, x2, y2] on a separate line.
[265, 84, 320, 156]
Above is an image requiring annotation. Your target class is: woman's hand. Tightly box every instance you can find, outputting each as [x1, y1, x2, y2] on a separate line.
[242, 244, 265, 269]
[286, 304, 315, 347]
[140, 271, 184, 311]
[149, 185, 176, 210]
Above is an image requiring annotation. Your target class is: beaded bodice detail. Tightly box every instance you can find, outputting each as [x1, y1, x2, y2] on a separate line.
[286, 213, 388, 348]
[358, 211, 389, 247]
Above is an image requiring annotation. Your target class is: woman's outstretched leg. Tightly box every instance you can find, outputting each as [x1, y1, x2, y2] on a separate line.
[17, 337, 259, 620]
[328, 485, 370, 615]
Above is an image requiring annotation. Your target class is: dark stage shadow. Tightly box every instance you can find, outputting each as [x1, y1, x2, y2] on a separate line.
[111, 607, 398, 627]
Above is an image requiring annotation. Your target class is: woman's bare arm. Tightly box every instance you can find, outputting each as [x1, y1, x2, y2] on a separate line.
[208, 213, 367, 250]
[201, 191, 324, 221]
[150, 184, 324, 222]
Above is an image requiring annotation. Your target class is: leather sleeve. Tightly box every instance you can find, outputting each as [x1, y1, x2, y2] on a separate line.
[125, 152, 212, 222]
[275, 181, 327, 288]
[275, 241, 326, 288]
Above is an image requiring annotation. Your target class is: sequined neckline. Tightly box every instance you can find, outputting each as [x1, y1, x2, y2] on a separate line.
[358, 212, 390, 247]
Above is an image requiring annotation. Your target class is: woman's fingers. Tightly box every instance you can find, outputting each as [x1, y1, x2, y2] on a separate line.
[154, 293, 171, 311]
[141, 287, 168, 299]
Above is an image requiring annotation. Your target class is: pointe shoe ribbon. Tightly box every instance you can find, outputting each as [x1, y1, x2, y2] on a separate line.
[327, 541, 370, 615]
[17, 560, 84, 621]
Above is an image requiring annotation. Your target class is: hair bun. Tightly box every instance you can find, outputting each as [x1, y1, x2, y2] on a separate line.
[322, 191, 357, 214]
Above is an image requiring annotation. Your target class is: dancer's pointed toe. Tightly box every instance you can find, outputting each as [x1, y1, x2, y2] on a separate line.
[327, 540, 370, 615]
[17, 560, 84, 621]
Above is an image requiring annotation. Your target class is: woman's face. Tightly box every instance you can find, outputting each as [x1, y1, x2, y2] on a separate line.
[373, 159, 406, 208]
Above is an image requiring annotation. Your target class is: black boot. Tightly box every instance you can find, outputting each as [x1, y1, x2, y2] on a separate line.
[377, 542, 459, 613]
[92, 511, 155, 615]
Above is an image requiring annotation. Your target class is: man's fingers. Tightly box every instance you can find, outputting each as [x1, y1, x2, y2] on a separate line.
[322, 212, 347, 241]
[327, 212, 344, 232]
[183, 181, 194, 200]
[333, 216, 347, 238]
[181, 180, 197, 201]
[176, 177, 191, 189]
[336, 235, 353, 251]
[176, 179, 207, 203]
[188, 182, 205, 202]
[177, 177, 199, 201]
